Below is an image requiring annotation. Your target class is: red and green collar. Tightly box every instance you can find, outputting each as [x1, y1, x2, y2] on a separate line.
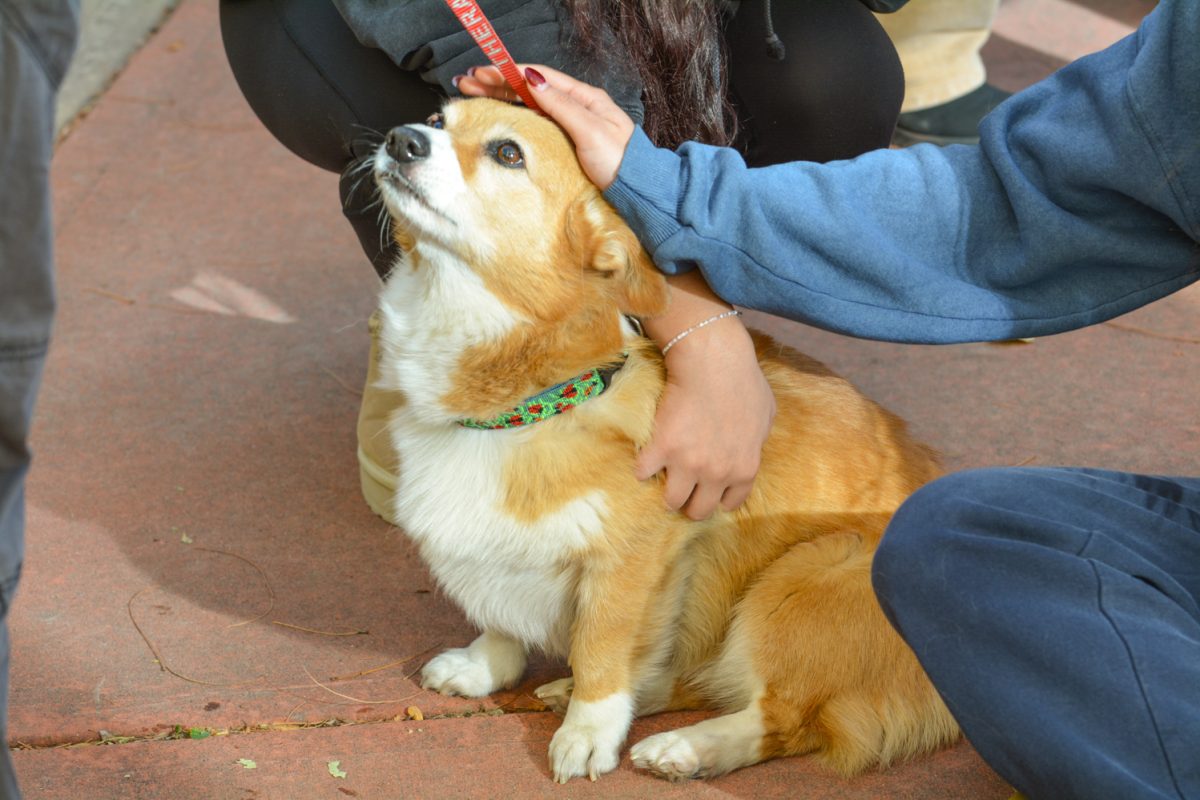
[458, 357, 625, 430]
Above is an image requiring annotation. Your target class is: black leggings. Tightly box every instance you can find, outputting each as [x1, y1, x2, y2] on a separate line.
[220, 0, 903, 278]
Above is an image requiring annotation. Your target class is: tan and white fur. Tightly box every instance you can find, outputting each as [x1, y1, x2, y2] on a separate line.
[371, 98, 959, 783]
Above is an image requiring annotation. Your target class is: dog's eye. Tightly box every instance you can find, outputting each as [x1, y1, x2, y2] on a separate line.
[426, 113, 444, 130]
[493, 141, 524, 168]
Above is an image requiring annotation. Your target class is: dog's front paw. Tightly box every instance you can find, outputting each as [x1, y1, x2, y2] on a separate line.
[547, 693, 633, 783]
[549, 721, 622, 783]
[420, 632, 525, 698]
[420, 649, 495, 697]
[534, 677, 574, 714]
[630, 731, 701, 781]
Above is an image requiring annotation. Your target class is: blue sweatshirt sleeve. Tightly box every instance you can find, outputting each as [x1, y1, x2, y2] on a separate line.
[603, 1, 1200, 344]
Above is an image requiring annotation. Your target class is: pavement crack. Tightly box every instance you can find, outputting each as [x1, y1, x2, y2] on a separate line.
[9, 704, 550, 751]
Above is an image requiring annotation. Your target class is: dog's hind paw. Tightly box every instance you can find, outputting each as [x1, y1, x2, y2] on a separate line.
[534, 677, 574, 714]
[631, 707, 766, 780]
[630, 731, 702, 781]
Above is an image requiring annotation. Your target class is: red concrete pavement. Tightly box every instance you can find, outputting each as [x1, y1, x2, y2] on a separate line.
[16, 714, 1008, 800]
[10, 0, 1186, 798]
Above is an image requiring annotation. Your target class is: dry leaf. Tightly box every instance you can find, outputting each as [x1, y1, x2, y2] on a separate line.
[406, 706, 424, 721]
[328, 760, 347, 779]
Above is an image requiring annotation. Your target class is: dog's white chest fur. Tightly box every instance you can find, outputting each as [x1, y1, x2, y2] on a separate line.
[390, 424, 607, 654]
[377, 257, 607, 654]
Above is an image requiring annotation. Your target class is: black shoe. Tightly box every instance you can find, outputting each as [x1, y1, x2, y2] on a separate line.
[893, 83, 1011, 146]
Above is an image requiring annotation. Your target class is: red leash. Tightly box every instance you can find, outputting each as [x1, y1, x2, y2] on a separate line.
[443, 0, 542, 113]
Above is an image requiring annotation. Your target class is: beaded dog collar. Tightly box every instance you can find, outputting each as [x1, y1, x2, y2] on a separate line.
[458, 358, 625, 430]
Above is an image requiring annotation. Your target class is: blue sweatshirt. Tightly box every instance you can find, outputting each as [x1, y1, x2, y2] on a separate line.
[604, 0, 1200, 344]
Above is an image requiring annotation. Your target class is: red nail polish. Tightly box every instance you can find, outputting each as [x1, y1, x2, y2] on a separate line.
[525, 67, 547, 89]
[467, 66, 478, 77]
[451, 74, 464, 88]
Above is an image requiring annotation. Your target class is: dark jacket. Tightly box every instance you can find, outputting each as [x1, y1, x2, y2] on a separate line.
[331, 0, 910, 124]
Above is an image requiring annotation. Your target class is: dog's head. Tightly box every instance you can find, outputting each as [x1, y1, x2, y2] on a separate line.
[373, 98, 667, 326]
[371, 98, 668, 420]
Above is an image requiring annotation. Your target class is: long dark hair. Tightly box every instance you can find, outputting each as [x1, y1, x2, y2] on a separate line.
[565, 0, 736, 149]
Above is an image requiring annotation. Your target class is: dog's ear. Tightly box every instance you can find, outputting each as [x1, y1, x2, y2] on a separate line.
[570, 194, 669, 318]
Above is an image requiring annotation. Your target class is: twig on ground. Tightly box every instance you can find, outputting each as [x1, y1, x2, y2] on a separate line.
[1103, 320, 1200, 345]
[321, 365, 364, 396]
[80, 286, 219, 316]
[145, 301, 211, 316]
[83, 287, 136, 305]
[283, 700, 309, 723]
[327, 643, 441, 682]
[301, 665, 421, 706]
[126, 587, 233, 687]
[192, 546, 276, 629]
[271, 621, 368, 637]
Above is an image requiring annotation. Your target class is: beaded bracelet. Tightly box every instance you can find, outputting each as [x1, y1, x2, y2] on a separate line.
[659, 309, 743, 357]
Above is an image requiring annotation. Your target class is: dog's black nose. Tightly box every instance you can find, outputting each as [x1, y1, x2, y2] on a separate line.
[385, 126, 430, 163]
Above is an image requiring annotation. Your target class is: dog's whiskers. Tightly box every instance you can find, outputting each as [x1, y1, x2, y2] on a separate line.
[344, 171, 377, 210]
[346, 156, 375, 176]
[341, 155, 378, 199]
[377, 202, 392, 256]
[349, 123, 386, 140]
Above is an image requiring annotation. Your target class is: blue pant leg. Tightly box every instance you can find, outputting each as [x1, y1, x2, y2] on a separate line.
[873, 467, 1200, 800]
[0, 3, 79, 798]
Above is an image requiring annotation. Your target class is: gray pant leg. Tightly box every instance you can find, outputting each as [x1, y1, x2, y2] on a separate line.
[0, 3, 79, 797]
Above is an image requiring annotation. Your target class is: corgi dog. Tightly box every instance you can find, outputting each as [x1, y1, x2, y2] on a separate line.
[370, 97, 958, 783]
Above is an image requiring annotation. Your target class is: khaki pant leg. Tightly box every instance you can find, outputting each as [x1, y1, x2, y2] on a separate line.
[356, 312, 404, 525]
[876, 0, 999, 112]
